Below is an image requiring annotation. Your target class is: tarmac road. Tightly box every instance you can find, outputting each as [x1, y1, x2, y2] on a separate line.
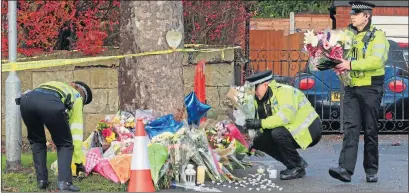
[162, 135, 408, 192]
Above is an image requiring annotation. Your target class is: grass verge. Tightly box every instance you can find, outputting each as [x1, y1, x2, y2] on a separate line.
[1, 153, 125, 192]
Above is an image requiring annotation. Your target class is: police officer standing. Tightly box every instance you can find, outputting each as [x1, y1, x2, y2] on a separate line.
[18, 81, 92, 191]
[328, 0, 389, 183]
[244, 70, 322, 180]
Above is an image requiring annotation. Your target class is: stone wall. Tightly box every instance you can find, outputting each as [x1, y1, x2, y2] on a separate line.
[1, 48, 236, 138]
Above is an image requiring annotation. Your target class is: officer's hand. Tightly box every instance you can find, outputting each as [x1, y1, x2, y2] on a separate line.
[254, 150, 265, 157]
[335, 59, 351, 71]
[245, 119, 261, 130]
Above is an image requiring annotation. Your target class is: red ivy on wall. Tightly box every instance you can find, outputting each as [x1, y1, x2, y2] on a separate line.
[1, 0, 119, 57]
[182, 0, 252, 46]
[1, 0, 249, 58]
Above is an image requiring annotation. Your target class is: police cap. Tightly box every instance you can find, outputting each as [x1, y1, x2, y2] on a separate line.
[349, 0, 376, 14]
[245, 70, 273, 86]
[73, 81, 93, 105]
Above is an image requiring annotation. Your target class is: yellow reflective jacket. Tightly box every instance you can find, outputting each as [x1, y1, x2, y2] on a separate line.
[254, 80, 320, 150]
[344, 24, 390, 86]
[38, 81, 84, 164]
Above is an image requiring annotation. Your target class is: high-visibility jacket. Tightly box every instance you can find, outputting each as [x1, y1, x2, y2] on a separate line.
[38, 81, 84, 164]
[344, 24, 390, 86]
[254, 80, 320, 150]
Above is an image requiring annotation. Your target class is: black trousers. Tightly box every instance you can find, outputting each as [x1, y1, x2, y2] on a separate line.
[20, 90, 74, 183]
[253, 118, 322, 169]
[338, 85, 383, 175]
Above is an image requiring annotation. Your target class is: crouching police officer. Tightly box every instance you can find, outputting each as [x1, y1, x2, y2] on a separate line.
[244, 70, 322, 180]
[329, 0, 389, 183]
[18, 81, 92, 191]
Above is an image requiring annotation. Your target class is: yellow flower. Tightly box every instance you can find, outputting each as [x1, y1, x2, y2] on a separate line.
[105, 132, 116, 143]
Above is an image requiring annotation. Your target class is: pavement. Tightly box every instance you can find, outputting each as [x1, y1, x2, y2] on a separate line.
[163, 135, 408, 192]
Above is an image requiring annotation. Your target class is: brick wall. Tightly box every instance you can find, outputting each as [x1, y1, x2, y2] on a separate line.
[335, 6, 409, 28]
[1, 48, 236, 138]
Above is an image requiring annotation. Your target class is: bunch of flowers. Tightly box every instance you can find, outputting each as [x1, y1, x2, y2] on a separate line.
[206, 122, 234, 150]
[90, 111, 136, 154]
[203, 120, 250, 170]
[303, 29, 353, 85]
[226, 83, 256, 120]
[97, 121, 116, 144]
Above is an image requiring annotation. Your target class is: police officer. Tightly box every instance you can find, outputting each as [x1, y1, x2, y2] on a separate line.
[244, 70, 322, 180]
[19, 81, 92, 191]
[328, 0, 389, 183]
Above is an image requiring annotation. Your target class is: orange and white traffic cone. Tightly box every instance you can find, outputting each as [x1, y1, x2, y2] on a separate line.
[128, 119, 155, 192]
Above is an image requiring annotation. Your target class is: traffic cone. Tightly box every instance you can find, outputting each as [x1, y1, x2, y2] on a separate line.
[128, 119, 155, 192]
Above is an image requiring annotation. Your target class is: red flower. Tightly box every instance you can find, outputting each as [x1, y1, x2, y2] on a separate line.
[325, 46, 344, 61]
[102, 128, 112, 138]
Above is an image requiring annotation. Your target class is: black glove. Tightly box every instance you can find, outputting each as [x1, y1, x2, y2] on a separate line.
[75, 163, 86, 177]
[245, 119, 261, 130]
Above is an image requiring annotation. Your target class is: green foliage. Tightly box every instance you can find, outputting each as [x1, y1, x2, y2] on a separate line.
[253, 0, 332, 18]
[148, 143, 169, 188]
[1, 152, 58, 170]
[2, 153, 123, 192]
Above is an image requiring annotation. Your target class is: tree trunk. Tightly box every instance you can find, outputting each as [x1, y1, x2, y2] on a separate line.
[119, 1, 185, 116]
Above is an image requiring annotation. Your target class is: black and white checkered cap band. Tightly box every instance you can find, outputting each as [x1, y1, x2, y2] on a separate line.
[352, 4, 372, 10]
[249, 74, 273, 85]
[75, 84, 88, 103]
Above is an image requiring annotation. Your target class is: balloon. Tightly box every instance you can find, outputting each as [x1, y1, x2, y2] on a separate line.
[184, 92, 211, 125]
[145, 114, 183, 139]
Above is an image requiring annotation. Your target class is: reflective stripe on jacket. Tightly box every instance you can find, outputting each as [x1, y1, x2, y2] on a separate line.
[344, 24, 390, 86]
[38, 81, 85, 164]
[254, 80, 319, 150]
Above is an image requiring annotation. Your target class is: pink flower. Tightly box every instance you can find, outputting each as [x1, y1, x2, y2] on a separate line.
[102, 128, 112, 138]
[323, 40, 331, 50]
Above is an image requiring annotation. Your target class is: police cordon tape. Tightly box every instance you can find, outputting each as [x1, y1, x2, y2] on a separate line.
[2, 46, 239, 72]
[0, 44, 207, 63]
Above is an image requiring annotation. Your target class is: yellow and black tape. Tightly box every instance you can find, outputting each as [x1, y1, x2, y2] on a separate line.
[1, 46, 240, 72]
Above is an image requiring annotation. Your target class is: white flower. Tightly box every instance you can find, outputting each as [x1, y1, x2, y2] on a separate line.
[329, 30, 342, 47]
[304, 30, 319, 47]
[344, 36, 352, 50]
[338, 31, 353, 49]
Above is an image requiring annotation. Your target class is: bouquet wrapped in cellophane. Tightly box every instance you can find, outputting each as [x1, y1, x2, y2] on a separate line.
[226, 82, 256, 127]
[303, 29, 354, 86]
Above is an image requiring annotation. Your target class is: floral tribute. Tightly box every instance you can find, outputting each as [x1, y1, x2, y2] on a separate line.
[303, 29, 354, 85]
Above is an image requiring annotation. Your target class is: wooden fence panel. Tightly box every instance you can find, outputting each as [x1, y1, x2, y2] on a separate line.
[251, 14, 331, 36]
[249, 30, 284, 73]
[249, 30, 309, 77]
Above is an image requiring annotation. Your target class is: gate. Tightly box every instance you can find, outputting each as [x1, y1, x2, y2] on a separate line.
[238, 48, 409, 134]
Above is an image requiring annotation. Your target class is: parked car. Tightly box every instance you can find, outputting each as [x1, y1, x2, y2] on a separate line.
[291, 40, 408, 132]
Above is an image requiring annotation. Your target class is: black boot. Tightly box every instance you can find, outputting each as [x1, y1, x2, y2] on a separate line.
[366, 173, 378, 183]
[280, 167, 306, 180]
[37, 180, 50, 189]
[280, 158, 308, 175]
[329, 166, 352, 182]
[57, 181, 80, 192]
